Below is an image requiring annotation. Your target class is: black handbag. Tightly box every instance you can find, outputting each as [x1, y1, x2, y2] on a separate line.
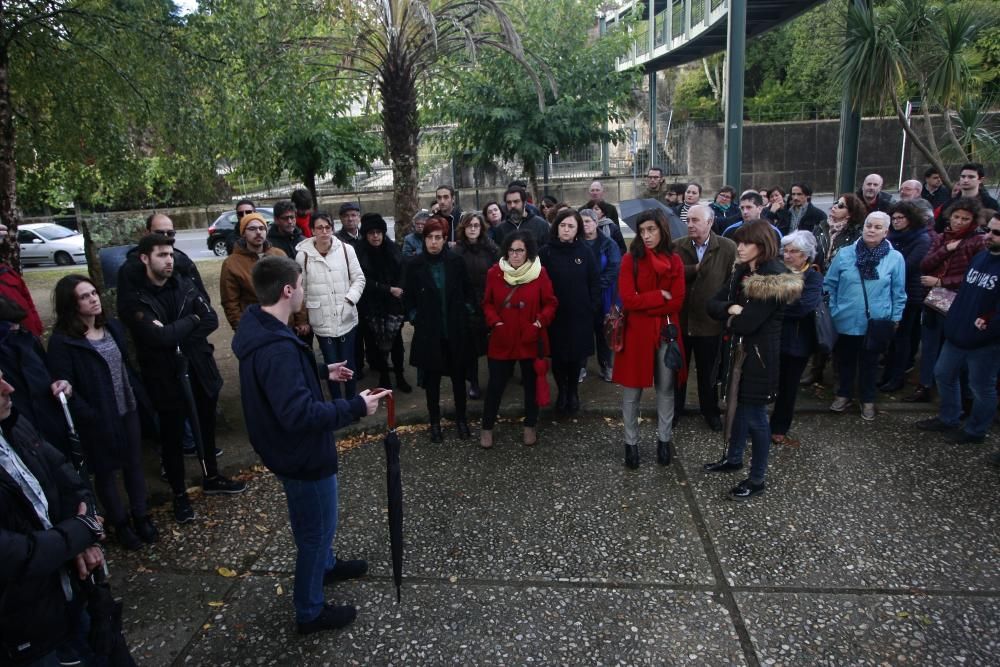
[814, 293, 838, 355]
[859, 270, 895, 353]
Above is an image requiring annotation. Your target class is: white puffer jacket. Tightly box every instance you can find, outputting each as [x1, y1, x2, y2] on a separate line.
[295, 236, 366, 337]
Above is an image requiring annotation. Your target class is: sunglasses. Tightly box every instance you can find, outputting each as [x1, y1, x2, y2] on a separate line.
[988, 228, 1000, 237]
[236, 210, 254, 218]
[153, 229, 176, 238]
[832, 201, 846, 209]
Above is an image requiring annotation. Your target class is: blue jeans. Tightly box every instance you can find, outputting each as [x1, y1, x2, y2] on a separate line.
[318, 330, 357, 400]
[726, 403, 771, 484]
[934, 341, 1000, 438]
[919, 308, 945, 387]
[279, 474, 339, 623]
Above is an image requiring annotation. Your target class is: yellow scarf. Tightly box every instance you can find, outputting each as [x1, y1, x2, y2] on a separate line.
[499, 257, 542, 285]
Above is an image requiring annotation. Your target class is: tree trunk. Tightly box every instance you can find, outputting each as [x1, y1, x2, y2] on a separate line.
[940, 108, 969, 164]
[76, 200, 105, 293]
[304, 169, 318, 210]
[0, 37, 22, 270]
[525, 160, 539, 204]
[893, 97, 951, 190]
[380, 63, 419, 245]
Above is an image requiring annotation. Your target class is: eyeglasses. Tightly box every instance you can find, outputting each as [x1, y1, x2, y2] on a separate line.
[153, 229, 176, 238]
[987, 228, 1000, 237]
[236, 210, 253, 218]
[244, 225, 266, 233]
[278, 214, 296, 221]
[832, 201, 846, 209]
[466, 223, 481, 229]
[313, 224, 333, 232]
[508, 248, 527, 254]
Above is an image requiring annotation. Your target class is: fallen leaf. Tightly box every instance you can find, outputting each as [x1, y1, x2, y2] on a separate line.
[208, 601, 224, 608]
[217, 567, 238, 578]
[896, 611, 909, 619]
[202, 623, 212, 630]
[276, 584, 283, 596]
[254, 524, 269, 533]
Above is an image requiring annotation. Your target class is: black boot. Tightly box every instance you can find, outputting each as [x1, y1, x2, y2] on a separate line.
[456, 419, 471, 439]
[394, 372, 412, 393]
[567, 375, 581, 414]
[468, 379, 481, 400]
[132, 514, 159, 544]
[555, 381, 569, 412]
[657, 440, 672, 466]
[429, 423, 443, 443]
[114, 521, 143, 551]
[624, 444, 640, 469]
[378, 371, 391, 389]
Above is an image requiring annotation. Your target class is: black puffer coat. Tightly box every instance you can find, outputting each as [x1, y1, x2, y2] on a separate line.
[708, 259, 803, 405]
[358, 239, 405, 318]
[888, 226, 932, 304]
[539, 240, 600, 363]
[0, 412, 95, 665]
[403, 249, 474, 372]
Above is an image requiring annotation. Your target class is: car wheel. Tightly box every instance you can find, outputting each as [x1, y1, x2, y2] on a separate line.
[54, 251, 74, 266]
[212, 238, 228, 256]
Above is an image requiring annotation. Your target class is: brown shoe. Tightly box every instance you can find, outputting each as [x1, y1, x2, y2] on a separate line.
[523, 426, 537, 447]
[480, 429, 493, 449]
[902, 385, 932, 403]
[772, 434, 800, 448]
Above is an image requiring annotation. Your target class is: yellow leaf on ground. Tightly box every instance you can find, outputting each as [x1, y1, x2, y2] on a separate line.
[217, 567, 238, 578]
[208, 601, 224, 607]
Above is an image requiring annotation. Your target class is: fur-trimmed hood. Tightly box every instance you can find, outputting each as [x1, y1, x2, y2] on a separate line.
[743, 270, 803, 303]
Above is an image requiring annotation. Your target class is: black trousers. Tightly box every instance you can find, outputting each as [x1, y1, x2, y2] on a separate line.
[93, 410, 148, 524]
[423, 341, 467, 424]
[883, 301, 921, 385]
[676, 334, 721, 418]
[769, 353, 810, 436]
[159, 379, 220, 495]
[364, 327, 404, 375]
[482, 358, 538, 429]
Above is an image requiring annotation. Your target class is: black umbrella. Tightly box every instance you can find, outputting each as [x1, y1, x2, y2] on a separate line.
[720, 336, 747, 448]
[175, 346, 209, 477]
[380, 390, 404, 603]
[618, 198, 687, 240]
[58, 394, 137, 666]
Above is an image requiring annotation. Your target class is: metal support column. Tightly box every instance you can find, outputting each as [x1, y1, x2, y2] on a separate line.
[600, 15, 610, 176]
[723, 0, 746, 188]
[836, 0, 867, 195]
[649, 71, 658, 168]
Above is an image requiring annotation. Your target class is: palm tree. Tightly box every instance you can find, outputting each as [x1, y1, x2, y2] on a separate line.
[312, 0, 555, 239]
[835, 0, 996, 188]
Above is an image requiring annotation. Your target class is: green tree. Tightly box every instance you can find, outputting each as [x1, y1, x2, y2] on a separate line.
[835, 0, 998, 187]
[431, 0, 639, 197]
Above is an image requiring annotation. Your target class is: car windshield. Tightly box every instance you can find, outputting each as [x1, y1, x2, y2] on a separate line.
[33, 225, 78, 241]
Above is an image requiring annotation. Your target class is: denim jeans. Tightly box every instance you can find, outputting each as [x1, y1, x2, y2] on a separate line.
[934, 341, 1000, 438]
[318, 330, 357, 399]
[919, 308, 945, 387]
[726, 402, 771, 484]
[279, 474, 338, 623]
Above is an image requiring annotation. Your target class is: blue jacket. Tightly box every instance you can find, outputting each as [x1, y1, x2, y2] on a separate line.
[583, 234, 621, 316]
[824, 241, 907, 336]
[232, 305, 366, 481]
[943, 250, 1000, 349]
[780, 266, 823, 357]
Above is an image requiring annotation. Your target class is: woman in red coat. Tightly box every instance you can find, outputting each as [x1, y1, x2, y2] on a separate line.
[612, 209, 686, 469]
[479, 231, 558, 449]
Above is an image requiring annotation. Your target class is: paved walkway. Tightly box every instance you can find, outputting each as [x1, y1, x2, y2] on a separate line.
[107, 373, 997, 665]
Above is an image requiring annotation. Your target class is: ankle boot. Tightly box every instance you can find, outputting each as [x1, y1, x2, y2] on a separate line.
[555, 381, 568, 412]
[114, 521, 143, 551]
[394, 372, 412, 393]
[132, 514, 159, 544]
[523, 426, 537, 447]
[378, 371, 391, 389]
[480, 429, 494, 449]
[467, 380, 481, 399]
[624, 444, 640, 469]
[430, 423, 443, 443]
[656, 440, 672, 466]
[567, 383, 581, 415]
[903, 384, 932, 403]
[456, 419, 471, 439]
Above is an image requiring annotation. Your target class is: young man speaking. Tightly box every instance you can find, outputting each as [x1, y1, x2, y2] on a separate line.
[233, 255, 390, 634]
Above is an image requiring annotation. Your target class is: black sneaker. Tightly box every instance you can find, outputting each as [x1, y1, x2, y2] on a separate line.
[323, 557, 369, 584]
[296, 604, 357, 635]
[729, 479, 766, 501]
[173, 494, 196, 524]
[915, 417, 958, 432]
[703, 458, 742, 473]
[202, 475, 247, 495]
[114, 522, 143, 551]
[186, 446, 224, 458]
[948, 431, 985, 445]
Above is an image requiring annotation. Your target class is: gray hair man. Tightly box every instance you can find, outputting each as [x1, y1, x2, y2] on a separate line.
[898, 179, 934, 223]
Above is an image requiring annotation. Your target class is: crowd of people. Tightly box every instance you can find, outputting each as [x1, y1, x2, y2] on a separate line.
[2, 164, 999, 653]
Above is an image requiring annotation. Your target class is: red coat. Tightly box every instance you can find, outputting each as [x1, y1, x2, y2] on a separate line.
[295, 212, 312, 238]
[612, 250, 686, 388]
[482, 264, 558, 360]
[0, 263, 43, 337]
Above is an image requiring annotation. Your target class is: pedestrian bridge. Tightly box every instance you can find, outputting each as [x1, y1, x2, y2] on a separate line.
[607, 0, 827, 72]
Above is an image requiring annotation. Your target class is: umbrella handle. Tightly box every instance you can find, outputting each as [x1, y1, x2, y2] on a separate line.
[384, 390, 395, 430]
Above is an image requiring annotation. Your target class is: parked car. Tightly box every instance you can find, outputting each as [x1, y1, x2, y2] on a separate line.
[18, 223, 86, 266]
[206, 207, 274, 256]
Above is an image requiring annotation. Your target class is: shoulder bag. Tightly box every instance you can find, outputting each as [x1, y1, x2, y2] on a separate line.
[923, 286, 956, 315]
[859, 268, 895, 353]
[811, 267, 837, 355]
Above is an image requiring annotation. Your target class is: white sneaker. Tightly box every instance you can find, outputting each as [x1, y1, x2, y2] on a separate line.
[861, 403, 876, 421]
[830, 396, 851, 412]
[578, 368, 587, 383]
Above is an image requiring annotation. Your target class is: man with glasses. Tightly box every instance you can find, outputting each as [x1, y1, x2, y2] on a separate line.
[641, 166, 669, 203]
[118, 213, 208, 304]
[267, 200, 305, 258]
[336, 202, 363, 252]
[898, 179, 934, 224]
[220, 212, 286, 329]
[917, 212, 1000, 448]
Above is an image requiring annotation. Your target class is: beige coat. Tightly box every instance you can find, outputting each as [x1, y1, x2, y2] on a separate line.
[294, 236, 366, 337]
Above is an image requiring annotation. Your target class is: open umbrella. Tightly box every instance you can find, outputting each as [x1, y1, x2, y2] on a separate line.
[380, 389, 404, 602]
[618, 198, 686, 240]
[175, 346, 209, 477]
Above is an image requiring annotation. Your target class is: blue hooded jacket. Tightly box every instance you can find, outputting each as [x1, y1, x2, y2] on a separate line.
[943, 250, 1000, 350]
[232, 304, 366, 480]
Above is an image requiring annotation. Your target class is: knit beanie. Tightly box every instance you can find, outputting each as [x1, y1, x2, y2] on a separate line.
[239, 212, 267, 236]
[360, 213, 388, 236]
